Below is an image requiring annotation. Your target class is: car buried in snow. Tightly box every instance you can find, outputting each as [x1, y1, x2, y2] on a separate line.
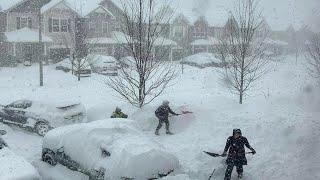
[55, 58, 92, 77]
[41, 119, 180, 180]
[0, 130, 40, 180]
[0, 100, 86, 136]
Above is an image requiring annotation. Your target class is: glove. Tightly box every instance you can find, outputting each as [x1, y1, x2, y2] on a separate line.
[221, 152, 227, 157]
[251, 149, 256, 155]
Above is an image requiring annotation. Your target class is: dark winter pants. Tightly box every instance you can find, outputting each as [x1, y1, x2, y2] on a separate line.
[224, 164, 243, 180]
[156, 118, 170, 132]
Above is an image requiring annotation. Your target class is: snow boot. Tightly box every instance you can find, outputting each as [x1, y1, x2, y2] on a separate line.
[238, 173, 243, 179]
[166, 131, 174, 135]
[155, 130, 160, 136]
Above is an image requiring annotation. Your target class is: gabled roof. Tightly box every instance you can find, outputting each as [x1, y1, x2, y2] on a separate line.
[0, 0, 26, 12]
[41, 0, 113, 17]
[85, 6, 115, 18]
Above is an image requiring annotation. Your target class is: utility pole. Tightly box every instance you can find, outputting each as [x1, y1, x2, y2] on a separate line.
[38, 1, 43, 86]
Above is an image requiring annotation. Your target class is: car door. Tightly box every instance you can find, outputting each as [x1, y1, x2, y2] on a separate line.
[3, 108, 28, 124]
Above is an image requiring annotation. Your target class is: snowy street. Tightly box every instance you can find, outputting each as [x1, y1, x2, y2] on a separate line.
[0, 55, 319, 180]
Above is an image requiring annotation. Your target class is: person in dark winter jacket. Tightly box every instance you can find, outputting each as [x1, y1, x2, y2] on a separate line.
[154, 100, 180, 135]
[0, 136, 8, 149]
[110, 107, 128, 119]
[222, 129, 256, 180]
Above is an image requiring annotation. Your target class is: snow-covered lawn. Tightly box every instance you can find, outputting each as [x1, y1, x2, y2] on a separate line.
[0, 55, 319, 180]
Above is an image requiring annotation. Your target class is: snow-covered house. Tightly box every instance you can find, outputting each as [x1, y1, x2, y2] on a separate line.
[40, 0, 126, 62]
[168, 13, 190, 61]
[0, 0, 52, 65]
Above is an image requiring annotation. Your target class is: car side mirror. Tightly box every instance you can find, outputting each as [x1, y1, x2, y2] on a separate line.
[0, 130, 7, 135]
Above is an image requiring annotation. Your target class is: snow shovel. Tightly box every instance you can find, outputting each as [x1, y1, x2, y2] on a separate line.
[181, 110, 193, 114]
[208, 168, 216, 180]
[204, 151, 255, 157]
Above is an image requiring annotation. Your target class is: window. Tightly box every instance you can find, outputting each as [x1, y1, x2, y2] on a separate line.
[60, 19, 68, 32]
[52, 19, 60, 32]
[194, 26, 206, 39]
[20, 17, 28, 28]
[89, 22, 97, 33]
[173, 25, 184, 37]
[16, 17, 32, 29]
[103, 22, 109, 33]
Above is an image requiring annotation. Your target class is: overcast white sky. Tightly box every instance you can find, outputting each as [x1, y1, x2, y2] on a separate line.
[171, 0, 320, 32]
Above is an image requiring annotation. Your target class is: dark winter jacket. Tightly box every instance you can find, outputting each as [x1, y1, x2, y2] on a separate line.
[224, 136, 255, 166]
[111, 111, 128, 119]
[155, 105, 178, 120]
[0, 137, 8, 149]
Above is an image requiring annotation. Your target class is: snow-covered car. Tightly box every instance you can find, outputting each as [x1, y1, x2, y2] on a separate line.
[55, 58, 92, 77]
[118, 56, 135, 69]
[88, 55, 118, 76]
[0, 100, 86, 136]
[42, 119, 180, 180]
[0, 147, 41, 180]
[0, 130, 40, 180]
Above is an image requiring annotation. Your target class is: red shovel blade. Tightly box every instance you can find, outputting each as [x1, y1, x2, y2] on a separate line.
[182, 111, 193, 114]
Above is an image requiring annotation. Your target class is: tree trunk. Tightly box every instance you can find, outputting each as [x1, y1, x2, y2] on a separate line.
[38, 7, 43, 86]
[239, 55, 245, 104]
[77, 59, 81, 81]
[139, 76, 144, 108]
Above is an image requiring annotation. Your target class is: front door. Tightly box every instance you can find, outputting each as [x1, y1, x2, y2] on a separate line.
[24, 44, 33, 63]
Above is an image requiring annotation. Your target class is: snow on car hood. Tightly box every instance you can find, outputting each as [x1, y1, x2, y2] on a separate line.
[43, 119, 180, 179]
[0, 147, 40, 180]
[25, 101, 86, 127]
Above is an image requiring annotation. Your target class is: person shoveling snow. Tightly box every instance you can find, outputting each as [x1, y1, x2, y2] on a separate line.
[204, 129, 256, 180]
[110, 107, 128, 119]
[154, 101, 193, 136]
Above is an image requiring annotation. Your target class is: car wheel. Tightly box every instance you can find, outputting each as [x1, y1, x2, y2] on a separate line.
[35, 122, 49, 136]
[42, 151, 57, 166]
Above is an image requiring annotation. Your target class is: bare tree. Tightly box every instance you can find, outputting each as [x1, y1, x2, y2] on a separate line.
[219, 0, 268, 104]
[306, 34, 320, 82]
[106, 0, 178, 108]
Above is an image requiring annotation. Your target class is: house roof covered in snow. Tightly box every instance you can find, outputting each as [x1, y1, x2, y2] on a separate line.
[4, 28, 53, 43]
[41, 0, 114, 17]
[154, 37, 177, 46]
[86, 31, 177, 46]
[263, 38, 289, 46]
[191, 37, 220, 46]
[0, 0, 25, 12]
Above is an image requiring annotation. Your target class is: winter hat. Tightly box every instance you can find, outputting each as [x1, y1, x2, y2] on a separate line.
[162, 100, 170, 106]
[233, 129, 242, 136]
[116, 107, 121, 112]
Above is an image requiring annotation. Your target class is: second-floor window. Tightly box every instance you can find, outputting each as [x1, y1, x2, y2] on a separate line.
[173, 25, 184, 37]
[103, 22, 109, 34]
[61, 19, 68, 32]
[193, 26, 206, 39]
[52, 19, 60, 32]
[16, 17, 32, 29]
[49, 18, 71, 33]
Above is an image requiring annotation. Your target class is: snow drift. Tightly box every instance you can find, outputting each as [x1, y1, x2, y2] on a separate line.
[0, 147, 40, 180]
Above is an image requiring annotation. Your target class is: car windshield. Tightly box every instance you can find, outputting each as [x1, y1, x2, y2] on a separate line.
[7, 100, 32, 109]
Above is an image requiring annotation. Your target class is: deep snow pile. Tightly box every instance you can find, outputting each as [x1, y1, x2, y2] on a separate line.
[43, 119, 180, 179]
[0, 147, 40, 180]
